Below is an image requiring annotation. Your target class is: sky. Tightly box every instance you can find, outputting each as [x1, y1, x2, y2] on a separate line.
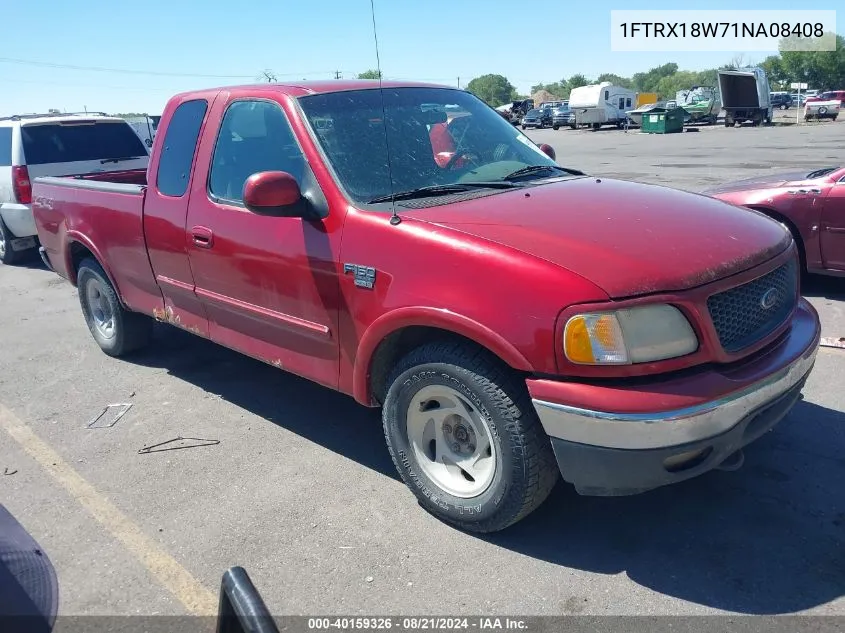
[0, 0, 840, 116]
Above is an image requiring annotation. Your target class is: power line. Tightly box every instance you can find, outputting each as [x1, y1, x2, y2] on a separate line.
[0, 56, 335, 79]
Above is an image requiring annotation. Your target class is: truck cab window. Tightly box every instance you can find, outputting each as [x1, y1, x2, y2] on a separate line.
[156, 99, 208, 197]
[209, 100, 305, 204]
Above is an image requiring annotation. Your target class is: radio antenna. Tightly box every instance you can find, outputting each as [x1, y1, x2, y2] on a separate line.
[369, 0, 400, 225]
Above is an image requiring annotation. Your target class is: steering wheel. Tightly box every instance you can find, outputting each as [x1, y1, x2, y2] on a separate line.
[444, 149, 481, 170]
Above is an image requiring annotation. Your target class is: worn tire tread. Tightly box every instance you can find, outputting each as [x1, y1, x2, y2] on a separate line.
[383, 340, 559, 533]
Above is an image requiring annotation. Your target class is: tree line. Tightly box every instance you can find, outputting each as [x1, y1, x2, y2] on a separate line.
[464, 32, 845, 107]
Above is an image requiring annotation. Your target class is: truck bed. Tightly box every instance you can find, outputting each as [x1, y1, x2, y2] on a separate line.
[31, 171, 162, 317]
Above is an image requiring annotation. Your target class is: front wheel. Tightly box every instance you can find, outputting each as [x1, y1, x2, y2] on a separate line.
[552, 124, 559, 130]
[382, 342, 559, 533]
[77, 258, 153, 357]
[521, 125, 526, 130]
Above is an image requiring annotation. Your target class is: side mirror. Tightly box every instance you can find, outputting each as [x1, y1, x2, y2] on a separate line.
[145, 138, 153, 148]
[538, 143, 556, 161]
[243, 171, 303, 216]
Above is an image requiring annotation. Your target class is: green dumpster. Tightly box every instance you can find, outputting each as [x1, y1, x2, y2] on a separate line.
[641, 107, 686, 134]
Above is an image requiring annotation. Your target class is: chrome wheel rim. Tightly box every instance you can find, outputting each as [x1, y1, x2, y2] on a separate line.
[84, 279, 116, 339]
[406, 384, 496, 498]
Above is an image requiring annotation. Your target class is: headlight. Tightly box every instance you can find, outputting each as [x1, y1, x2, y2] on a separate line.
[564, 305, 698, 365]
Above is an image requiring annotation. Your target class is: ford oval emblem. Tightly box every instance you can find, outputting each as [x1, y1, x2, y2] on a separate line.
[760, 287, 779, 310]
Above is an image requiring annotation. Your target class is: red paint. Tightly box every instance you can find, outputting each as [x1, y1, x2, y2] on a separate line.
[30, 81, 822, 414]
[706, 166, 845, 276]
[528, 299, 820, 414]
[243, 171, 301, 211]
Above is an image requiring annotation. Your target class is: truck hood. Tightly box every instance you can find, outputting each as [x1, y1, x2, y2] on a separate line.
[403, 177, 791, 298]
[699, 170, 824, 195]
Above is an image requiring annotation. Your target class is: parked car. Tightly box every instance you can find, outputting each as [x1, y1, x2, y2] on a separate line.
[551, 103, 574, 130]
[0, 112, 150, 264]
[790, 93, 807, 106]
[520, 107, 552, 129]
[806, 90, 845, 104]
[703, 166, 845, 276]
[771, 93, 793, 109]
[32, 80, 820, 533]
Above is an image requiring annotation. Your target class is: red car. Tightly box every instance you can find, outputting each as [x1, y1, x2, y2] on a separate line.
[31, 81, 820, 532]
[703, 166, 845, 276]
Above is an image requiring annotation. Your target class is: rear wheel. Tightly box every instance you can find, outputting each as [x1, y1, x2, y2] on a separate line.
[77, 258, 152, 357]
[382, 341, 559, 533]
[0, 219, 24, 265]
[552, 124, 559, 130]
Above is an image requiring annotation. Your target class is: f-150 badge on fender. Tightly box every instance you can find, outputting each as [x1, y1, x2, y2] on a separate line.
[344, 263, 376, 289]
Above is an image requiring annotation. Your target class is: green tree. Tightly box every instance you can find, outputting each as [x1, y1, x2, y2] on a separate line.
[596, 73, 633, 89]
[780, 33, 845, 91]
[466, 74, 517, 106]
[357, 69, 382, 79]
[760, 55, 789, 90]
[631, 63, 678, 92]
[565, 74, 591, 91]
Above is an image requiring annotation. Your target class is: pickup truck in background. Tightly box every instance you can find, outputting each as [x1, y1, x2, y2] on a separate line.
[32, 81, 820, 532]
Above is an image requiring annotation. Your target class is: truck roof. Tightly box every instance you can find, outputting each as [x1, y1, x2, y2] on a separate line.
[0, 112, 127, 126]
[169, 79, 455, 101]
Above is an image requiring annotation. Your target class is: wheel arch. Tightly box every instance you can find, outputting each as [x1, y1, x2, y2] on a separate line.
[65, 233, 126, 305]
[353, 308, 534, 407]
[744, 205, 807, 270]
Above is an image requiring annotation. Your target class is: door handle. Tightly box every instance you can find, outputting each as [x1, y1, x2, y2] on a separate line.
[191, 226, 214, 248]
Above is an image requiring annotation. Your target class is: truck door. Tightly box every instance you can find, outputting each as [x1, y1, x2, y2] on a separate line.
[185, 96, 342, 389]
[819, 178, 845, 270]
[143, 95, 215, 337]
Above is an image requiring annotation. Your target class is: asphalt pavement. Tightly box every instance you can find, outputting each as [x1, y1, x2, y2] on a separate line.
[1, 117, 844, 620]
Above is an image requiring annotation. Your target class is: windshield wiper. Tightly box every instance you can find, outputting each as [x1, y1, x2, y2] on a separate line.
[100, 156, 144, 164]
[806, 167, 838, 179]
[367, 182, 519, 204]
[502, 164, 585, 181]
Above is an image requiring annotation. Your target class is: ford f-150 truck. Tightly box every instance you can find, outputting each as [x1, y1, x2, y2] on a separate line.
[31, 81, 820, 533]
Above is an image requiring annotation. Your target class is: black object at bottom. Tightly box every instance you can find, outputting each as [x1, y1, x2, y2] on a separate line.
[551, 376, 808, 497]
[216, 567, 278, 633]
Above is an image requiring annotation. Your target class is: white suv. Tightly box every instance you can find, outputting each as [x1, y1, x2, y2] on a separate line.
[0, 112, 150, 265]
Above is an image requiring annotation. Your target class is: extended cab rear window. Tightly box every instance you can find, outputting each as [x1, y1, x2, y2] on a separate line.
[21, 121, 147, 165]
[0, 127, 11, 166]
[156, 99, 208, 197]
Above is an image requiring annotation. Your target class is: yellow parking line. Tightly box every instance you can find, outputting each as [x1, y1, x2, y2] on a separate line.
[0, 403, 217, 615]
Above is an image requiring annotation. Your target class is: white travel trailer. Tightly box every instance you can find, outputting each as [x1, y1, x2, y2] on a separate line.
[569, 82, 636, 129]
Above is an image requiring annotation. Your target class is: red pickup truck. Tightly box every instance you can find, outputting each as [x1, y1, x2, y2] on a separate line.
[32, 81, 820, 533]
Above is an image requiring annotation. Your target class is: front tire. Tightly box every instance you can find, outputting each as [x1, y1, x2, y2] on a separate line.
[77, 258, 152, 357]
[382, 341, 559, 533]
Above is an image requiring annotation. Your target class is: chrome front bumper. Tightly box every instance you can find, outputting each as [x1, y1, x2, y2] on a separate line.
[529, 299, 820, 496]
[532, 342, 817, 451]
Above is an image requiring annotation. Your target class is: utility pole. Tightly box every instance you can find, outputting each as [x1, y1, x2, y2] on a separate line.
[334, 70, 342, 79]
[457, 77, 460, 89]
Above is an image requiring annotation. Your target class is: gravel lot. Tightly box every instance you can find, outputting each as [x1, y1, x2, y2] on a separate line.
[1, 117, 844, 620]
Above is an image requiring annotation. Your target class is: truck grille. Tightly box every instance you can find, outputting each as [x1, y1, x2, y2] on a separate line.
[706, 259, 798, 353]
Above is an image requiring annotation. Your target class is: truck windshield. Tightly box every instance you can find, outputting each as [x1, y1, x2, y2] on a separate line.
[297, 87, 559, 205]
[21, 121, 147, 165]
